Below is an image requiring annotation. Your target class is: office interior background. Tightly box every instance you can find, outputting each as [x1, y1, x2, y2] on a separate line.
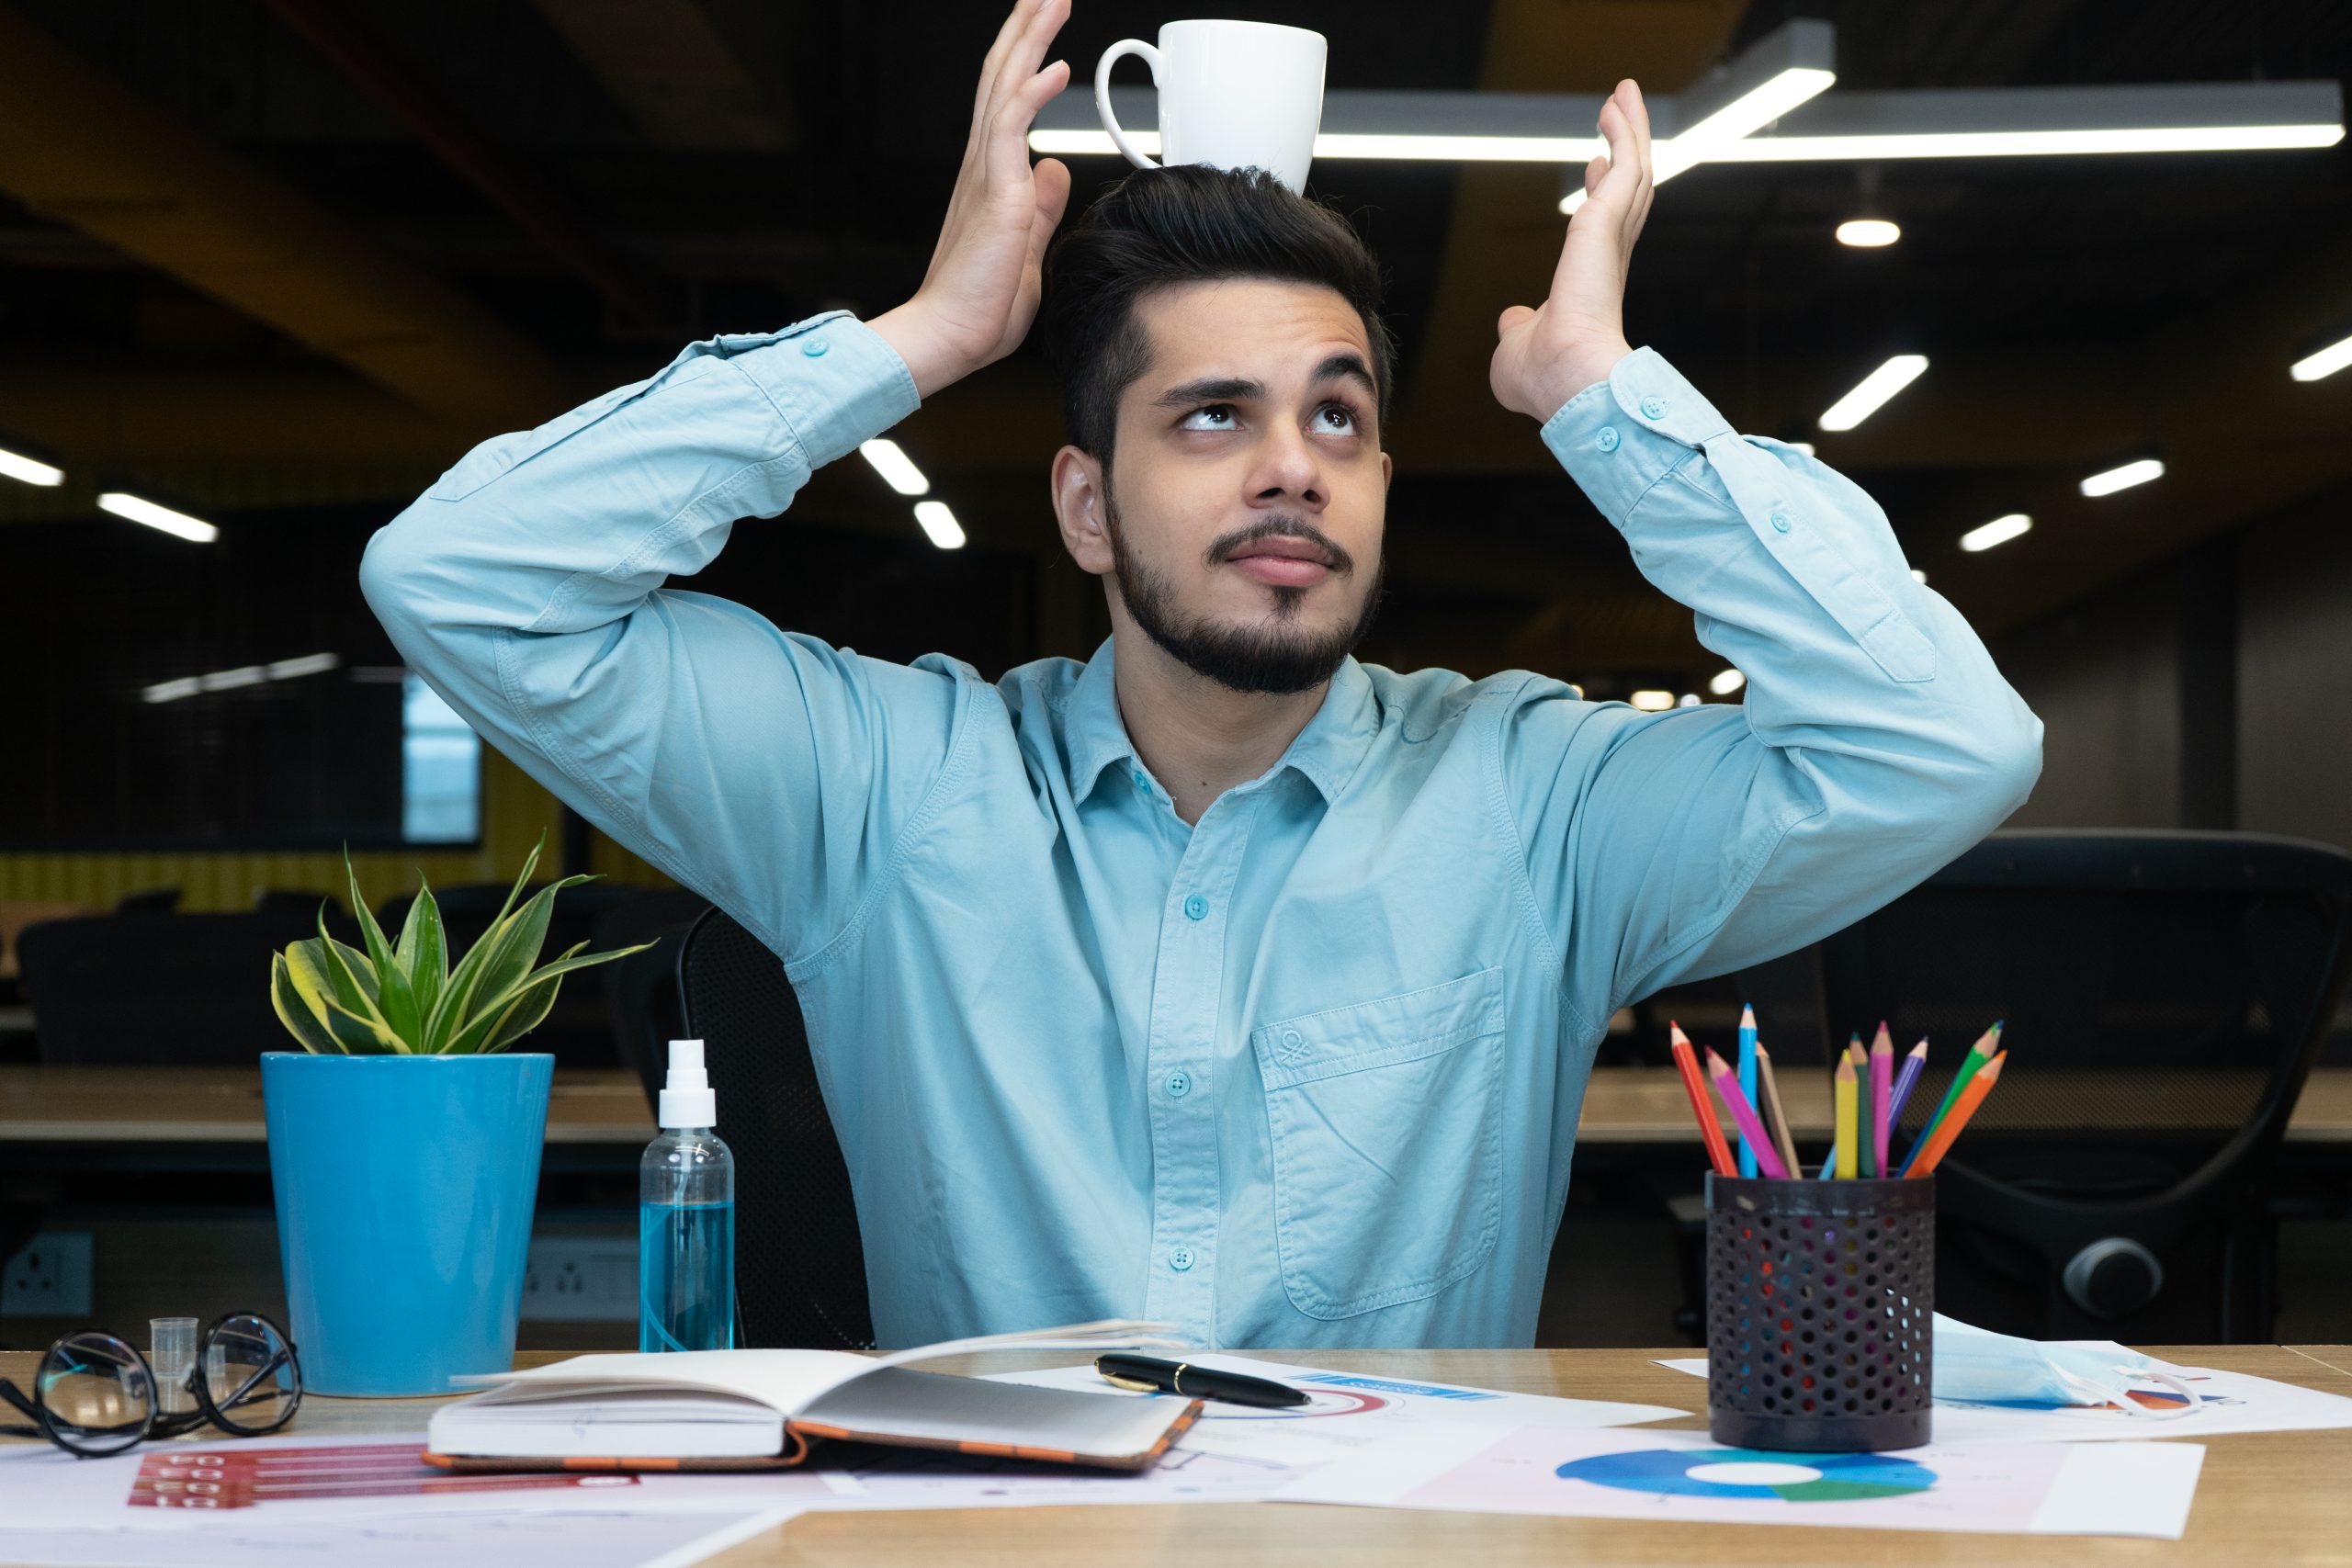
[2, 0, 2349, 1350]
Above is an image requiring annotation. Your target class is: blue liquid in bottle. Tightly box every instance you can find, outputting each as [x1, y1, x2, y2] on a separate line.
[639, 1197, 735, 1352]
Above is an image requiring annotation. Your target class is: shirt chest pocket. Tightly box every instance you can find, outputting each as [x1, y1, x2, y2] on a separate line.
[1250, 966, 1506, 1320]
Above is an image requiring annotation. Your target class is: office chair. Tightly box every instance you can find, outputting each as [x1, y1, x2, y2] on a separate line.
[379, 881, 644, 1067]
[1816, 829, 2352, 1343]
[18, 908, 336, 1064]
[676, 906, 875, 1349]
[594, 889, 709, 1109]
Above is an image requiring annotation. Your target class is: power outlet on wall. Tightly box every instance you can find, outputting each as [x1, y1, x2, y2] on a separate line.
[1, 1233, 95, 1317]
[521, 1236, 637, 1322]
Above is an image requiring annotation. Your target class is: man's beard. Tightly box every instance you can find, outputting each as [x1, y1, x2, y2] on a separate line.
[1102, 484, 1385, 696]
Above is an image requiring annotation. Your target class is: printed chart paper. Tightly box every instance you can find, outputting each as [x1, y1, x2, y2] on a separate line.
[0, 1506, 797, 1568]
[1275, 1423, 2206, 1539]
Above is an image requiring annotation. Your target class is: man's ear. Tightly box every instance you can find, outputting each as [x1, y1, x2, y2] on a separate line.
[1051, 445, 1116, 578]
[1382, 448, 1394, 491]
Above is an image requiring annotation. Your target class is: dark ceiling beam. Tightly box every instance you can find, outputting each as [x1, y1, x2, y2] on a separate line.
[523, 0, 793, 152]
[259, 0, 671, 333]
[0, 3, 568, 433]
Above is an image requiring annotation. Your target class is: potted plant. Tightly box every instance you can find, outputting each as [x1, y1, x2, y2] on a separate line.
[263, 836, 650, 1396]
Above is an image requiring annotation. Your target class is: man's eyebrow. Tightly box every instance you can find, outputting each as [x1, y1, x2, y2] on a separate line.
[1311, 352, 1378, 400]
[1152, 376, 1263, 410]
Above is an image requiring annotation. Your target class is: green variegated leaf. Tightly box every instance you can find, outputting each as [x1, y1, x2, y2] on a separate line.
[316, 993, 407, 1055]
[310, 908, 410, 1053]
[345, 847, 422, 1049]
[270, 951, 344, 1055]
[481, 976, 561, 1055]
[397, 877, 447, 1025]
[424, 835, 546, 1051]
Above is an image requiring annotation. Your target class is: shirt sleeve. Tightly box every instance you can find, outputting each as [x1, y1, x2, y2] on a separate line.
[1498, 346, 2043, 1023]
[359, 310, 970, 966]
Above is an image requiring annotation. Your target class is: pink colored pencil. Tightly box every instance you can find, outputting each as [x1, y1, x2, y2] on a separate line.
[1871, 1022, 1894, 1179]
[1702, 1047, 1792, 1179]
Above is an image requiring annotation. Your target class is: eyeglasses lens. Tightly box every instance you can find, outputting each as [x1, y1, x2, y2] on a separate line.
[201, 1314, 300, 1435]
[37, 1333, 154, 1455]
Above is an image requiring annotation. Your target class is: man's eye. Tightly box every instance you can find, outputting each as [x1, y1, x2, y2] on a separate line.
[1181, 404, 1237, 431]
[1317, 404, 1361, 434]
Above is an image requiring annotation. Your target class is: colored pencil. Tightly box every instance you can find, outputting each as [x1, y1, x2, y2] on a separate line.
[1753, 1043, 1804, 1180]
[1703, 1047, 1791, 1179]
[1668, 1022, 1737, 1178]
[1905, 1052, 2006, 1177]
[1736, 1004, 1759, 1178]
[1870, 1023, 1894, 1181]
[1833, 1054, 1858, 1179]
[1902, 1021, 2003, 1174]
[1848, 1036, 1874, 1178]
[1886, 1038, 1929, 1129]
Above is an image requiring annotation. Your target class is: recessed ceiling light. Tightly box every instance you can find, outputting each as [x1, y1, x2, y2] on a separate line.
[858, 439, 930, 496]
[1708, 669, 1747, 695]
[1836, 218, 1901, 247]
[0, 445, 63, 487]
[912, 501, 966, 550]
[1911, 568, 1928, 583]
[2080, 457, 2165, 497]
[1818, 355, 1929, 431]
[2290, 332, 2352, 382]
[1629, 690, 1675, 711]
[1960, 513, 2032, 552]
[98, 491, 217, 543]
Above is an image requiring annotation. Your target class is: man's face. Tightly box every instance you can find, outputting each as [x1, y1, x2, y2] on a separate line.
[1058, 277, 1392, 695]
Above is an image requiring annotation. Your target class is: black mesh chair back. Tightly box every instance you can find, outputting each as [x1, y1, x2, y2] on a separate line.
[1818, 829, 2352, 1341]
[20, 908, 334, 1065]
[594, 890, 710, 1110]
[378, 882, 644, 1066]
[677, 906, 875, 1349]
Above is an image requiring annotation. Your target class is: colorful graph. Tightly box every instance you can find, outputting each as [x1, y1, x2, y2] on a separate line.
[1556, 1446, 1939, 1503]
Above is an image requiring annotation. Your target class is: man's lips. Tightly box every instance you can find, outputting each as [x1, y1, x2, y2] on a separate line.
[1223, 536, 1337, 587]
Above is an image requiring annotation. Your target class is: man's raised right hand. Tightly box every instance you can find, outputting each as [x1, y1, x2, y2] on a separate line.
[869, 0, 1074, 400]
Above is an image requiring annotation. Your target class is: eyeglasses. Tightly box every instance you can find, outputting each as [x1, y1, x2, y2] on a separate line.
[0, 1312, 301, 1459]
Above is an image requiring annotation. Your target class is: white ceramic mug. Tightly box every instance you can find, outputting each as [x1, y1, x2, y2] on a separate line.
[1094, 19, 1327, 193]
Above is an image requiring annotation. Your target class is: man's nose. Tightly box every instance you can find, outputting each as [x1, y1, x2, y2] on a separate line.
[1250, 425, 1325, 510]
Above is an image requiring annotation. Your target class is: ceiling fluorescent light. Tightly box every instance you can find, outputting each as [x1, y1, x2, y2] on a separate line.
[266, 652, 342, 680]
[912, 501, 966, 550]
[1712, 125, 2343, 161]
[2290, 332, 2352, 382]
[1818, 355, 1929, 431]
[859, 438, 930, 496]
[1708, 669, 1747, 695]
[0, 445, 63, 486]
[1629, 690, 1675, 711]
[1837, 218, 1901, 247]
[1031, 128, 1607, 163]
[1960, 513, 2032, 553]
[98, 491, 218, 543]
[2080, 457, 2165, 497]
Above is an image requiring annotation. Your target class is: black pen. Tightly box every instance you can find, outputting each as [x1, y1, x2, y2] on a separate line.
[1094, 1353, 1309, 1408]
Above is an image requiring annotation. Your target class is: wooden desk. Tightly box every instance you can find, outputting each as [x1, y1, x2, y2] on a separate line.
[6, 1064, 2351, 1146]
[5, 1344, 2348, 1565]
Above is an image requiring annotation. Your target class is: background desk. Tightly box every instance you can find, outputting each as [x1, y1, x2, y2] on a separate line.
[4, 1344, 2349, 1566]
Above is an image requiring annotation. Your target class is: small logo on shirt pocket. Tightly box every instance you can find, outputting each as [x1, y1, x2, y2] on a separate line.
[1252, 966, 1506, 1320]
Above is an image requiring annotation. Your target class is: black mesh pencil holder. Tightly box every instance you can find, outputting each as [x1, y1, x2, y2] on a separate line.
[1705, 1174, 1935, 1452]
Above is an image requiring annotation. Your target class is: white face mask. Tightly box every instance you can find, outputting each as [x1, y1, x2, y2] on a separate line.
[1934, 1314, 2202, 1417]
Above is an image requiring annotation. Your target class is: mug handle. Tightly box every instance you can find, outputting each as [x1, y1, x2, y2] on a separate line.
[1094, 39, 1161, 172]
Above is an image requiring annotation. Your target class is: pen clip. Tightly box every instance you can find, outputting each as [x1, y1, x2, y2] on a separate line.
[1097, 1371, 1163, 1394]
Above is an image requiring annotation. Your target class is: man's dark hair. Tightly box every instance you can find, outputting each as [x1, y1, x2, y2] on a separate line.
[1039, 164, 1396, 463]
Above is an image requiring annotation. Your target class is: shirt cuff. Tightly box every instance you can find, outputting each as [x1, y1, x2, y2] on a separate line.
[1539, 346, 1735, 527]
[720, 311, 923, 471]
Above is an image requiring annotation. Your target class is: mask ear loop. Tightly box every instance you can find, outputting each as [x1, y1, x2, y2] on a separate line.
[2115, 1363, 2203, 1420]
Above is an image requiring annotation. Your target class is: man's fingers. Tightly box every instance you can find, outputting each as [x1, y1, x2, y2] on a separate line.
[987, 59, 1070, 186]
[973, 0, 1035, 127]
[1496, 304, 1537, 340]
[983, 0, 1065, 132]
[1025, 157, 1073, 273]
[1583, 152, 1606, 200]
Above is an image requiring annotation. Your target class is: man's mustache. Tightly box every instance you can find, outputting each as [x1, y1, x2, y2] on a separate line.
[1204, 515, 1355, 575]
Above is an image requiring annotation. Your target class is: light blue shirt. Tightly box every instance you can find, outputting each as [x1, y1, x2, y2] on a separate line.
[362, 310, 2041, 1349]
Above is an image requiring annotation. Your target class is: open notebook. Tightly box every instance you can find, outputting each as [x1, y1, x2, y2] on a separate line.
[424, 1320, 1200, 1473]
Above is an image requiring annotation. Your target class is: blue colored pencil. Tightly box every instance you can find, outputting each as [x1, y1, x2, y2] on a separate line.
[1736, 1004, 1759, 1178]
[1886, 1038, 1929, 1128]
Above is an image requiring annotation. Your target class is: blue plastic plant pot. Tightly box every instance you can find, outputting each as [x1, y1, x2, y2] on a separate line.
[262, 1052, 553, 1396]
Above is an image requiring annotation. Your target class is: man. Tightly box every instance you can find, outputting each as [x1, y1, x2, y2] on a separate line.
[363, 0, 2040, 1348]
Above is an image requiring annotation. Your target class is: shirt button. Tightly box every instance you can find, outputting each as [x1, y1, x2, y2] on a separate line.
[1165, 1070, 1192, 1099]
[801, 336, 830, 356]
[1770, 511, 1792, 534]
[1131, 767, 1148, 789]
[1182, 894, 1208, 921]
[1640, 394, 1668, 420]
[1170, 1247, 1195, 1272]
[1595, 425, 1621, 453]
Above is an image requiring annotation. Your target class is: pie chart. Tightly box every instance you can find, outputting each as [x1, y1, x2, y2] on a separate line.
[1556, 1447, 1938, 1503]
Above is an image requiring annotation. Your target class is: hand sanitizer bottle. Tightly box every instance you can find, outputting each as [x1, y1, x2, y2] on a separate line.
[639, 1039, 736, 1352]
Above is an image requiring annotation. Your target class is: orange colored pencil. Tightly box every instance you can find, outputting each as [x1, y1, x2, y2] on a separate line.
[1669, 1022, 1737, 1177]
[1905, 1052, 2006, 1177]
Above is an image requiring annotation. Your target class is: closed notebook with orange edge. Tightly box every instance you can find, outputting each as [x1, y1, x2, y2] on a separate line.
[423, 1320, 1204, 1475]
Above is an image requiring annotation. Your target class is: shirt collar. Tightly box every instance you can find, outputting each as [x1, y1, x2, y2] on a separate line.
[1065, 636, 1381, 807]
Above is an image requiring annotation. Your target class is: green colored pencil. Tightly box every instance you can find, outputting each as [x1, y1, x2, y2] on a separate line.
[1901, 1021, 2003, 1173]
